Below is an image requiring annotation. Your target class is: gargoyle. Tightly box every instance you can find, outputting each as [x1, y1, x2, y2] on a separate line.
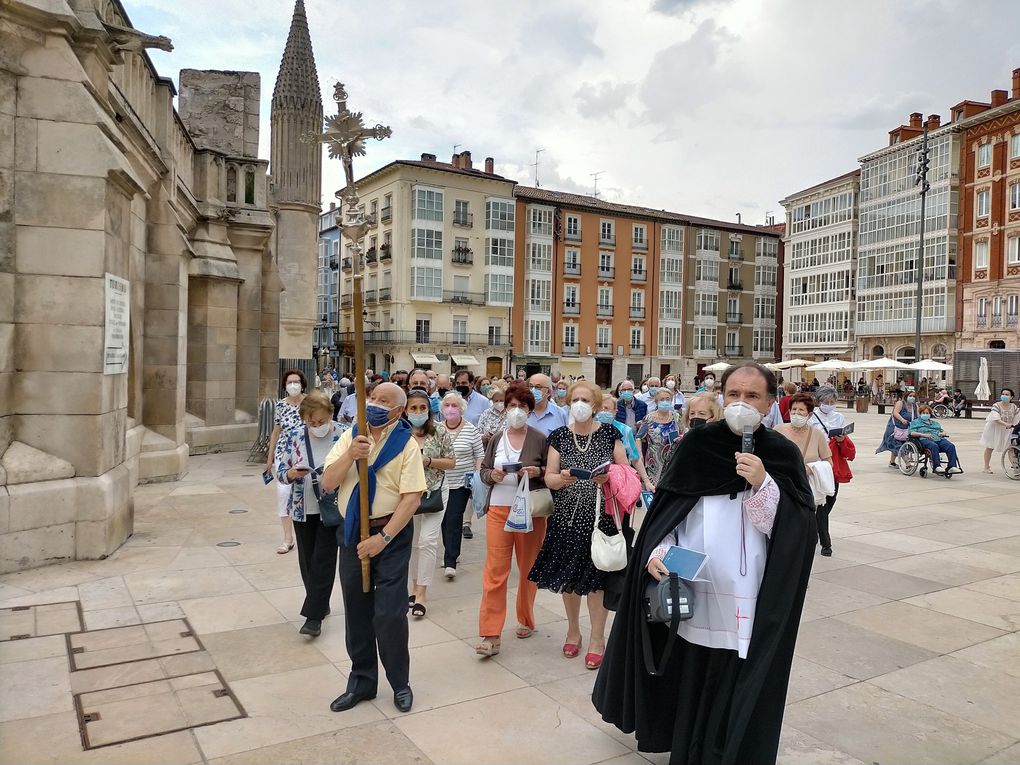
[101, 20, 174, 53]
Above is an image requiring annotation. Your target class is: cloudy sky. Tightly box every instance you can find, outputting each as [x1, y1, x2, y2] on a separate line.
[134, 0, 1019, 225]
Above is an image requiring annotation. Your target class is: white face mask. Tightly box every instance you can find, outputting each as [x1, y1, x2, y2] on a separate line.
[641, 385, 649, 393]
[286, 382, 302, 397]
[666, 380, 676, 389]
[819, 403, 836, 415]
[571, 401, 593, 422]
[790, 413, 809, 429]
[308, 422, 332, 438]
[506, 406, 528, 429]
[704, 378, 715, 389]
[723, 401, 762, 435]
[493, 401, 505, 412]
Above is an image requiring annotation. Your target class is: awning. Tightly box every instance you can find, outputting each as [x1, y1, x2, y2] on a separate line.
[411, 353, 441, 365]
[451, 355, 479, 366]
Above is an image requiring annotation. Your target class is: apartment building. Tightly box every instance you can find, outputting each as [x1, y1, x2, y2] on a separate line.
[779, 170, 860, 361]
[855, 113, 959, 365]
[336, 152, 517, 378]
[957, 69, 1020, 351]
[314, 203, 343, 367]
[511, 188, 781, 388]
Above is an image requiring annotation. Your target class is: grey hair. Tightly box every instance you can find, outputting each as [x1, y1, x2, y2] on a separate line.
[815, 385, 837, 403]
[441, 391, 467, 413]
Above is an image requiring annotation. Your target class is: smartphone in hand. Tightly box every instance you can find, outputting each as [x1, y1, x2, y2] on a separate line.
[262, 470, 274, 485]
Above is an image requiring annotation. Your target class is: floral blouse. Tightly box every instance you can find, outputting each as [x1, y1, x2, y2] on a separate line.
[275, 421, 348, 521]
[637, 413, 683, 484]
[418, 428, 454, 491]
[476, 407, 507, 441]
[273, 398, 303, 458]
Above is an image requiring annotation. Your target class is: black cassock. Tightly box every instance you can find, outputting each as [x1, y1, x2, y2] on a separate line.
[593, 421, 816, 765]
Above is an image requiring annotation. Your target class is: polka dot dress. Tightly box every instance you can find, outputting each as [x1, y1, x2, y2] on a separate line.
[528, 423, 620, 596]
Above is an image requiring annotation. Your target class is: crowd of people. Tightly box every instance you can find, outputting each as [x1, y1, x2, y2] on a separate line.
[266, 360, 1018, 764]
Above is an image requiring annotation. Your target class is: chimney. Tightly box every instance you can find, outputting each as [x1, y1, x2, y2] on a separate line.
[1013, 68, 1020, 99]
[926, 114, 941, 130]
[329, 201, 335, 210]
[908, 112, 923, 128]
[451, 152, 461, 167]
[484, 157, 494, 174]
[421, 152, 437, 162]
[991, 89, 1008, 108]
[461, 150, 472, 170]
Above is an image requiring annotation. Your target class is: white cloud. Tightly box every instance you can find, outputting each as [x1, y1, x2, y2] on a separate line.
[133, 0, 1020, 223]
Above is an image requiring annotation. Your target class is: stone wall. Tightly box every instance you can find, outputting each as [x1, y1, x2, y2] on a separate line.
[178, 70, 260, 158]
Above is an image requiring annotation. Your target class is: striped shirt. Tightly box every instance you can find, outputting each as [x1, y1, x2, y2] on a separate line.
[440, 420, 484, 489]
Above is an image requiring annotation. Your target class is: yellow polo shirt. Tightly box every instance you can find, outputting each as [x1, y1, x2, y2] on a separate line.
[323, 421, 427, 519]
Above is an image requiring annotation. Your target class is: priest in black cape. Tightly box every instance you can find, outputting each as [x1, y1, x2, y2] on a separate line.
[593, 362, 816, 765]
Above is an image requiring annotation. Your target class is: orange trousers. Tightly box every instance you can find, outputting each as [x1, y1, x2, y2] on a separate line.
[478, 505, 547, 638]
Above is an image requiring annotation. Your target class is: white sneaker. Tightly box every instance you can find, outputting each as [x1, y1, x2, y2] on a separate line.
[444, 567, 456, 580]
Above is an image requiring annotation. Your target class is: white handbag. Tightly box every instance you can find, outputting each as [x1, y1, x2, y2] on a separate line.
[591, 489, 627, 572]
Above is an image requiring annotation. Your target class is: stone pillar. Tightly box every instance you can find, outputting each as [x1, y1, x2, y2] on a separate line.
[231, 233, 270, 418]
[261, 245, 284, 400]
[275, 202, 321, 359]
[186, 274, 240, 426]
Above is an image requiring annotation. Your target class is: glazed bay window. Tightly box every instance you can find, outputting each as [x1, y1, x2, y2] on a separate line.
[693, 326, 716, 354]
[662, 225, 682, 253]
[414, 188, 443, 222]
[526, 319, 551, 354]
[974, 240, 989, 271]
[528, 278, 552, 312]
[694, 292, 718, 318]
[754, 295, 776, 320]
[695, 258, 719, 283]
[529, 207, 553, 236]
[485, 199, 515, 231]
[411, 266, 441, 299]
[977, 143, 992, 168]
[529, 242, 552, 272]
[659, 289, 681, 320]
[696, 228, 720, 252]
[660, 255, 682, 284]
[485, 237, 514, 268]
[485, 273, 514, 305]
[976, 189, 990, 218]
[658, 326, 680, 356]
[412, 229, 443, 260]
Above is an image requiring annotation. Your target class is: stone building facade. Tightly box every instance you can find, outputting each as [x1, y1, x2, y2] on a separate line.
[0, 0, 320, 573]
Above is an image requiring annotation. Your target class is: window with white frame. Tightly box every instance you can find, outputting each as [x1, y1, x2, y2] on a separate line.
[632, 224, 646, 247]
[696, 229, 720, 252]
[754, 295, 776, 320]
[788, 231, 853, 270]
[565, 215, 580, 239]
[658, 326, 680, 355]
[452, 316, 467, 344]
[528, 242, 552, 271]
[485, 273, 514, 304]
[412, 228, 443, 259]
[598, 287, 612, 308]
[526, 319, 550, 352]
[630, 327, 643, 351]
[756, 238, 779, 258]
[415, 314, 431, 343]
[694, 326, 716, 353]
[488, 318, 504, 346]
[755, 262, 778, 287]
[787, 311, 851, 345]
[662, 226, 682, 252]
[977, 143, 992, 167]
[630, 289, 644, 309]
[789, 270, 853, 307]
[976, 189, 990, 217]
[600, 220, 615, 243]
[527, 278, 552, 312]
[753, 328, 775, 355]
[599, 251, 614, 273]
[382, 270, 392, 288]
[659, 289, 681, 319]
[597, 324, 611, 349]
[1009, 236, 1020, 265]
[695, 258, 719, 282]
[974, 240, 989, 270]
[565, 248, 580, 270]
[726, 296, 739, 316]
[632, 255, 646, 277]
[1008, 294, 1018, 319]
[529, 207, 553, 236]
[725, 330, 739, 351]
[485, 237, 514, 267]
[564, 284, 579, 308]
[411, 266, 441, 299]
[1010, 182, 1020, 211]
[485, 199, 515, 231]
[1013, 134, 1020, 158]
[414, 188, 443, 221]
[563, 324, 577, 347]
[992, 295, 1002, 320]
[660, 255, 682, 284]
[454, 199, 469, 223]
[694, 292, 718, 317]
[977, 297, 987, 318]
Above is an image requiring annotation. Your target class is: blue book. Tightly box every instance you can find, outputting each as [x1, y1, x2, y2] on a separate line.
[662, 545, 710, 581]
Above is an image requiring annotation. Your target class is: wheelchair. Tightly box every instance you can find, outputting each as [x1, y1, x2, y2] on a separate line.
[931, 402, 952, 419]
[896, 434, 961, 480]
[1004, 428, 1020, 481]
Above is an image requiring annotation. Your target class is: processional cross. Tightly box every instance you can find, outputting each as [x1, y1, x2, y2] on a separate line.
[304, 82, 392, 592]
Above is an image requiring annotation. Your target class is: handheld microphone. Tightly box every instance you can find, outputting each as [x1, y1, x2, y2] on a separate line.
[741, 424, 754, 454]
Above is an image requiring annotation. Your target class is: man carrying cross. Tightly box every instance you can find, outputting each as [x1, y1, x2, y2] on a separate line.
[322, 381, 426, 714]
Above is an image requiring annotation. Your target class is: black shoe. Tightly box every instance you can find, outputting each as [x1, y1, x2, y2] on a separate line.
[330, 690, 376, 712]
[820, 547, 833, 557]
[462, 524, 473, 539]
[299, 619, 321, 637]
[394, 687, 413, 713]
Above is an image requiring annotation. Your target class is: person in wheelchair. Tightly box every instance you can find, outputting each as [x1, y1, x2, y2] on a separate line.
[907, 404, 961, 475]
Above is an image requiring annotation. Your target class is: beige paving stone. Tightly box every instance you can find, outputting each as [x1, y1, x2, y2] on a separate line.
[395, 687, 629, 765]
[261, 584, 345, 621]
[206, 720, 434, 765]
[928, 544, 1020, 575]
[799, 578, 890, 622]
[833, 600, 1005, 654]
[77, 577, 133, 611]
[845, 530, 956, 554]
[34, 602, 84, 634]
[82, 606, 140, 630]
[124, 565, 253, 604]
[814, 564, 947, 600]
[136, 602, 186, 622]
[0, 607, 35, 639]
[0, 656, 72, 722]
[963, 573, 1020, 601]
[870, 655, 1020, 737]
[235, 559, 303, 591]
[870, 551, 1003, 586]
[903, 587, 1020, 630]
[951, 633, 1020, 679]
[94, 546, 181, 576]
[423, 590, 563, 639]
[978, 742, 1020, 765]
[166, 546, 230, 570]
[785, 683, 1012, 765]
[974, 535, 1020, 557]
[200, 622, 329, 681]
[814, 537, 906, 564]
[487, 628, 598, 687]
[901, 518, 1020, 546]
[0, 634, 66, 665]
[193, 664, 384, 760]
[70, 651, 215, 694]
[794, 618, 937, 680]
[0, 586, 81, 609]
[777, 727, 868, 765]
[179, 590, 285, 635]
[785, 656, 858, 705]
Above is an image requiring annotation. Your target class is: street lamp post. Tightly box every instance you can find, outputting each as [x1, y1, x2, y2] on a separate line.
[913, 126, 931, 367]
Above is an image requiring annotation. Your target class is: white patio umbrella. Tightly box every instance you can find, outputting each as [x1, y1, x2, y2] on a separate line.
[975, 357, 991, 401]
[805, 360, 853, 372]
[702, 361, 733, 373]
[849, 357, 912, 371]
[774, 358, 814, 369]
[909, 359, 953, 372]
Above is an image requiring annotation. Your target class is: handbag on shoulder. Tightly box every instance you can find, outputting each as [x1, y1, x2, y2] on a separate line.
[303, 428, 341, 527]
[417, 476, 445, 514]
[591, 491, 627, 572]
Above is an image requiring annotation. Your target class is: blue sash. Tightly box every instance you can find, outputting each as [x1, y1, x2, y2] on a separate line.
[343, 420, 413, 546]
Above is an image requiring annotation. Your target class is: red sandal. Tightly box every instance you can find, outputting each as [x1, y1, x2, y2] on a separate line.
[585, 652, 603, 670]
[562, 640, 582, 658]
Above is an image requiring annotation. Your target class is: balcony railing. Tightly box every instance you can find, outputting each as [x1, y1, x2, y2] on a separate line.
[381, 205, 392, 222]
[337, 330, 511, 347]
[724, 345, 744, 356]
[595, 342, 612, 355]
[1008, 313, 1019, 327]
[600, 234, 616, 245]
[631, 269, 646, 282]
[365, 248, 378, 264]
[728, 248, 743, 260]
[976, 315, 987, 327]
[630, 344, 645, 356]
[379, 286, 392, 301]
[380, 244, 392, 261]
[564, 262, 581, 276]
[341, 257, 352, 272]
[597, 304, 614, 316]
[660, 308, 682, 320]
[329, 258, 338, 270]
[659, 345, 679, 357]
[632, 239, 648, 251]
[453, 211, 474, 227]
[365, 289, 378, 304]
[629, 306, 645, 319]
[562, 342, 579, 356]
[563, 303, 580, 315]
[565, 230, 581, 242]
[598, 266, 615, 279]
[341, 294, 352, 307]
[443, 290, 486, 305]
[451, 247, 473, 265]
[991, 313, 1003, 327]
[726, 312, 743, 323]
[727, 281, 743, 291]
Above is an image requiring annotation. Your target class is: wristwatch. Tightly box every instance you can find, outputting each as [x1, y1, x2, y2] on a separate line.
[379, 530, 392, 545]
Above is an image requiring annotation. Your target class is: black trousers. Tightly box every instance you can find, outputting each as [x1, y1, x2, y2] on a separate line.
[816, 482, 839, 549]
[293, 513, 337, 620]
[441, 486, 471, 569]
[338, 522, 412, 696]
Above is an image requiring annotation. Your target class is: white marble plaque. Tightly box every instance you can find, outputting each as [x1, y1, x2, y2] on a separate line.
[103, 273, 130, 375]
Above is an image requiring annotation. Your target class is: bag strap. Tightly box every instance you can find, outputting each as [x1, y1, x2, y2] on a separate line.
[641, 574, 683, 676]
[303, 427, 325, 501]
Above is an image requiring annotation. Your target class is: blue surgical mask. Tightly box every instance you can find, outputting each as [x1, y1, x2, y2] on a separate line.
[1001, 394, 1012, 402]
[531, 387, 544, 404]
[657, 401, 673, 412]
[366, 403, 393, 427]
[429, 396, 440, 414]
[595, 411, 615, 425]
[408, 412, 430, 428]
[907, 396, 916, 404]
[556, 388, 567, 398]
[620, 390, 634, 402]
[649, 386, 660, 395]
[920, 413, 931, 421]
